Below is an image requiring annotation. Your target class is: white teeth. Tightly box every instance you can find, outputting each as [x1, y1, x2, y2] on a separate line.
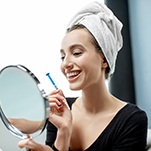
[67, 72, 79, 78]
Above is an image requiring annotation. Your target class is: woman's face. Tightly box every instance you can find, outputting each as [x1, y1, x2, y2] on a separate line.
[60, 28, 106, 90]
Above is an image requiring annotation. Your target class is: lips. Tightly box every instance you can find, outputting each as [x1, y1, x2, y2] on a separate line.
[66, 71, 81, 82]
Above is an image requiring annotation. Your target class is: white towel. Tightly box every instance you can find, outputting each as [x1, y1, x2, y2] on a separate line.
[67, 1, 123, 76]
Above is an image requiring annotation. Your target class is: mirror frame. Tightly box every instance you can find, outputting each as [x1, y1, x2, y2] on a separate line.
[0, 64, 49, 139]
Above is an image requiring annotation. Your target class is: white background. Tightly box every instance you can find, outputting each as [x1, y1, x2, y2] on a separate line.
[0, 0, 104, 97]
[0, 0, 104, 150]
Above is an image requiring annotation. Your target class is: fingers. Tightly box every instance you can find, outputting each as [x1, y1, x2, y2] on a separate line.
[47, 89, 69, 110]
[18, 139, 48, 151]
[18, 139, 41, 150]
[57, 89, 65, 97]
[18, 139, 31, 149]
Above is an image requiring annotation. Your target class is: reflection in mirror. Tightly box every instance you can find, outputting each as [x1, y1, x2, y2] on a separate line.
[0, 65, 49, 139]
[8, 118, 43, 134]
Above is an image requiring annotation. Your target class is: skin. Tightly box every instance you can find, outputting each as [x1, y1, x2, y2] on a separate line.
[18, 28, 126, 151]
[8, 118, 43, 133]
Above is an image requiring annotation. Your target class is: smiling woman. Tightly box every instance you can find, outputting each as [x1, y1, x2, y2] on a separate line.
[16, 1, 147, 151]
[0, 0, 104, 150]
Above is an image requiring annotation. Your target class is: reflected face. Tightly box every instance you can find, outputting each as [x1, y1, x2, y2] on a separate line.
[60, 28, 104, 90]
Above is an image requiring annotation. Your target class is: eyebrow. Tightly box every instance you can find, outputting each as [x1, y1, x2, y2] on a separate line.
[60, 44, 85, 53]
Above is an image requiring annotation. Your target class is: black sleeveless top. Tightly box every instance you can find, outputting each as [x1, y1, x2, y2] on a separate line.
[45, 98, 148, 151]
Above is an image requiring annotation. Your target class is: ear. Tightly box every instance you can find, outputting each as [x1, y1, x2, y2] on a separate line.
[102, 61, 108, 69]
[100, 53, 108, 69]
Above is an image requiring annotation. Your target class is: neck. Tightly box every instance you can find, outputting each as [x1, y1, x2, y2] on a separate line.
[80, 81, 112, 114]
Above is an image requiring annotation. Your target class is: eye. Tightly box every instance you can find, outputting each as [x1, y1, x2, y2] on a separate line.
[73, 49, 83, 56]
[60, 52, 65, 61]
[73, 52, 82, 56]
[60, 49, 66, 61]
[61, 55, 65, 61]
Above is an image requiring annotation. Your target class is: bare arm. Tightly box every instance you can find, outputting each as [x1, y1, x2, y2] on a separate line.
[8, 118, 43, 133]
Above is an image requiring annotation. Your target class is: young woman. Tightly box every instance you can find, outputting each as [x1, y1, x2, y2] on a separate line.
[18, 1, 148, 151]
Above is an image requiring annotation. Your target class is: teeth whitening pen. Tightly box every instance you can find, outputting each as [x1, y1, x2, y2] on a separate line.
[46, 73, 70, 109]
[46, 73, 58, 90]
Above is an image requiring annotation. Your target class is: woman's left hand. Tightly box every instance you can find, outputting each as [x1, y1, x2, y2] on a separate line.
[18, 139, 52, 151]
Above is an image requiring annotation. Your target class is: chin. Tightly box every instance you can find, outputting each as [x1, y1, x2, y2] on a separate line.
[69, 84, 82, 91]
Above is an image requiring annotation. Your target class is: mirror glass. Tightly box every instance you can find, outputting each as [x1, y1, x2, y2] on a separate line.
[0, 65, 48, 139]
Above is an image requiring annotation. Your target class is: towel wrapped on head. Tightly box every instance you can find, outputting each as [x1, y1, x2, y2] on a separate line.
[67, 1, 123, 76]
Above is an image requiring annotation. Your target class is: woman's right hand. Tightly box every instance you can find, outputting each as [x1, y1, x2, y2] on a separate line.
[47, 89, 72, 150]
[47, 89, 72, 129]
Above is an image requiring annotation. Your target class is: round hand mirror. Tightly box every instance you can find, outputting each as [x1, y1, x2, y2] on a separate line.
[0, 64, 49, 139]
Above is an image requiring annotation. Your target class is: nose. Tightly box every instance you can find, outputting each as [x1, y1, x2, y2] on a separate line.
[61, 56, 73, 70]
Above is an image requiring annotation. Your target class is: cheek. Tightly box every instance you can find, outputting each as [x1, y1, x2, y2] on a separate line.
[78, 54, 102, 75]
[88, 56, 102, 70]
[88, 60, 103, 80]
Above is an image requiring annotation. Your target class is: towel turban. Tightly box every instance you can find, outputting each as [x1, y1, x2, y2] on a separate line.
[66, 1, 123, 76]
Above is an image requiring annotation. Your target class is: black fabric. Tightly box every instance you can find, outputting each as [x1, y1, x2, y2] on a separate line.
[45, 98, 148, 151]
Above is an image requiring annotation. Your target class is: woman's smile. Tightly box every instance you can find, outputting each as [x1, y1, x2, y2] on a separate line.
[66, 70, 82, 82]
